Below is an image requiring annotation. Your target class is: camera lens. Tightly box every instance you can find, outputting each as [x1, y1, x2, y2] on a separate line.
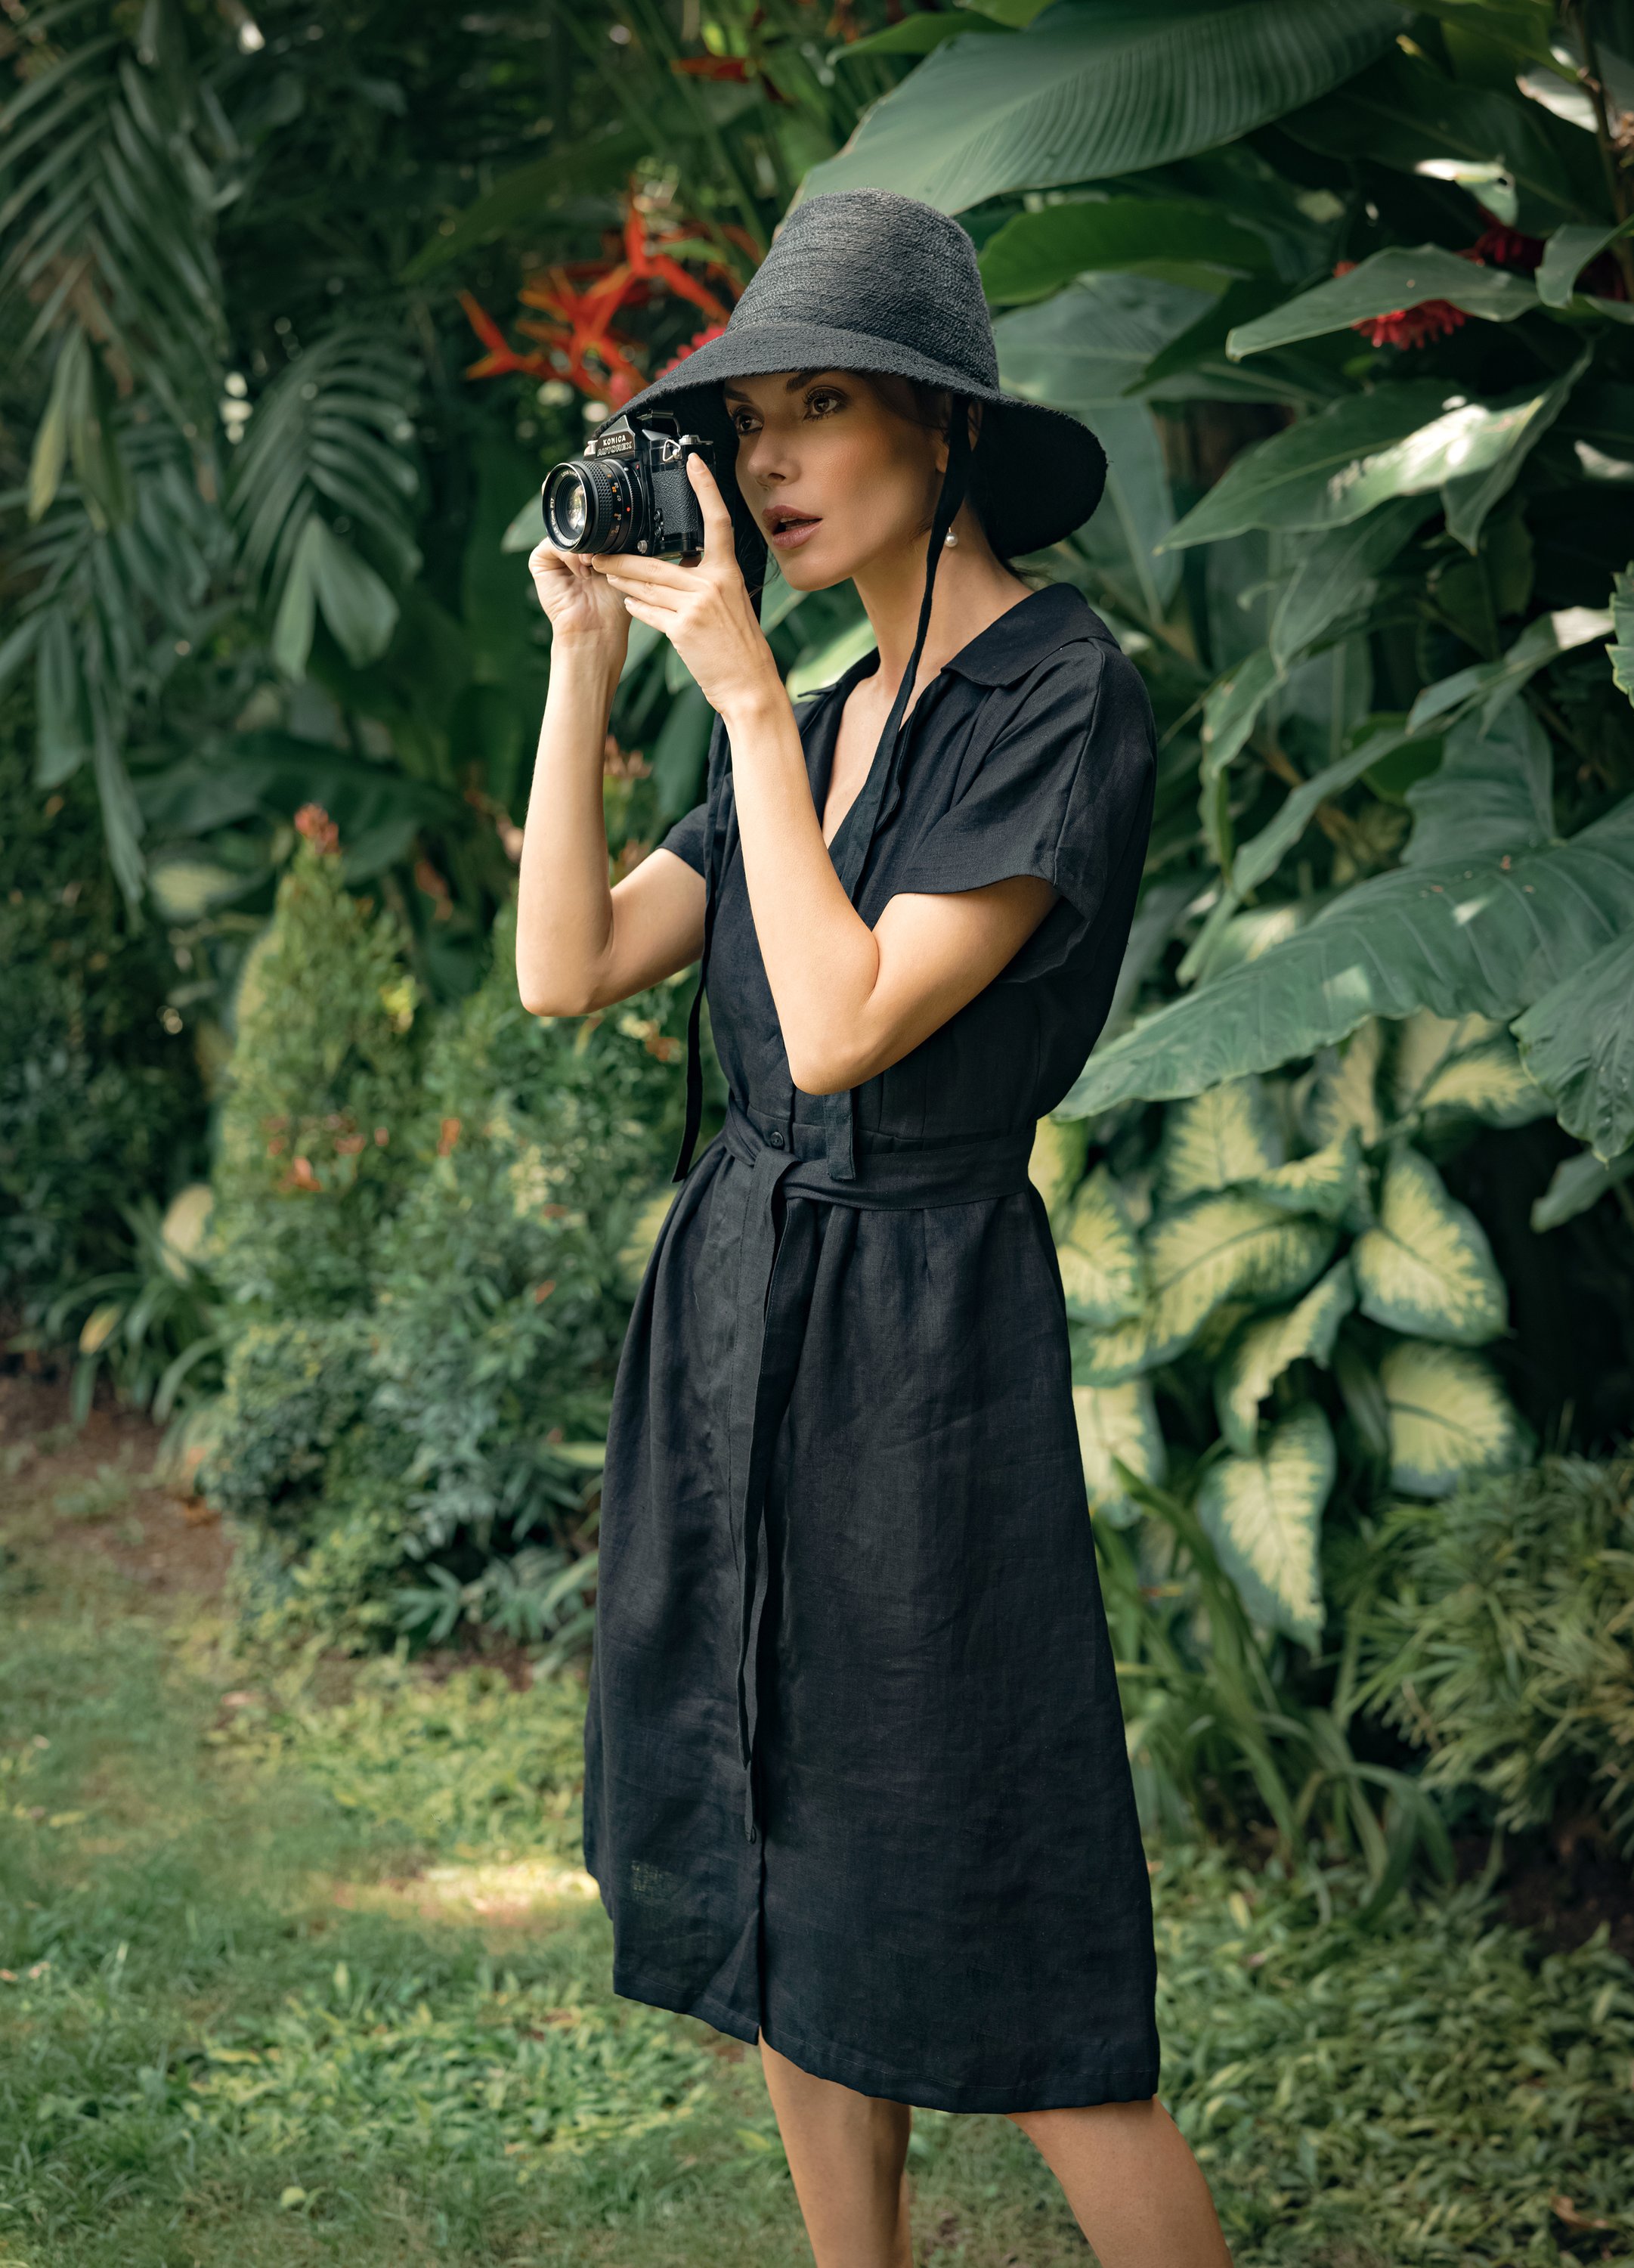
[552, 469, 588, 541]
[542, 459, 627, 551]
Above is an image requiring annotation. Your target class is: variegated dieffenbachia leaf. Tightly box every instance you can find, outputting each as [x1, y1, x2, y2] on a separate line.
[1247, 1129, 1364, 1221]
[1147, 1192, 1335, 1355]
[1214, 1261, 1357, 1455]
[1379, 1340, 1524, 1496]
[1057, 1167, 1147, 1325]
[1029, 1114, 1091, 1232]
[1351, 1146, 1507, 1345]
[1072, 1380, 1167, 1527]
[1611, 565, 1633, 706]
[1069, 1309, 1164, 1388]
[1196, 1403, 1335, 1646]
[1392, 1008, 1550, 1129]
[1159, 1075, 1286, 1202]
[1300, 1019, 1386, 1151]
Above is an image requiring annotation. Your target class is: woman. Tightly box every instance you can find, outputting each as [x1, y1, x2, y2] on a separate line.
[517, 190, 1233, 2268]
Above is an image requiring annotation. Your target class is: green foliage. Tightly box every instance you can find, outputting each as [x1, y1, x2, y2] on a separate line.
[203, 882, 689, 1650]
[1057, 1009, 1543, 1650]
[211, 830, 422, 1318]
[0, 700, 206, 1321]
[1355, 1455, 1634, 1857]
[3, 1533, 1632, 2268]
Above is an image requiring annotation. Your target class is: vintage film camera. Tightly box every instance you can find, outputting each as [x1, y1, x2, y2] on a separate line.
[540, 411, 716, 559]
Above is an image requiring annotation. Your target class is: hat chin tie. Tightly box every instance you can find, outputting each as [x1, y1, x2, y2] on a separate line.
[815, 401, 972, 1184]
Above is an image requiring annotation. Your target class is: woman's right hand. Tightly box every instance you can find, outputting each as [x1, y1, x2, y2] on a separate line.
[528, 534, 632, 658]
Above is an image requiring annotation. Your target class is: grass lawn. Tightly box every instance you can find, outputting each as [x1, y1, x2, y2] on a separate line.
[2, 1380, 1633, 2266]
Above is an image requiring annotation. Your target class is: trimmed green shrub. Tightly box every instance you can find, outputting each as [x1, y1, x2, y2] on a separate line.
[1354, 1455, 1634, 1857]
[210, 810, 422, 1320]
[204, 885, 690, 1649]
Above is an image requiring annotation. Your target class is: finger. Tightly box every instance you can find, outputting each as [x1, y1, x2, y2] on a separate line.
[600, 567, 679, 609]
[685, 451, 736, 547]
[619, 593, 671, 629]
[589, 552, 697, 592]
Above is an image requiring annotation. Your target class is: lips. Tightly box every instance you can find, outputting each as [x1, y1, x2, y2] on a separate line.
[766, 508, 822, 550]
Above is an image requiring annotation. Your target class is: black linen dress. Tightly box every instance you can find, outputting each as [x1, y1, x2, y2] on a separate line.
[581, 581, 1162, 2113]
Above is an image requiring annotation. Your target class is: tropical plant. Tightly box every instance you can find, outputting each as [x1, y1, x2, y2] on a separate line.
[796, 0, 1634, 1625]
[1353, 1452, 1634, 1857]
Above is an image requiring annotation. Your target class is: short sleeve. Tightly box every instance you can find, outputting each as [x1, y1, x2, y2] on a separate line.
[893, 639, 1156, 981]
[656, 801, 709, 876]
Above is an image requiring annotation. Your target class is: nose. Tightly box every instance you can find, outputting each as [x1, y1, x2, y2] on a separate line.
[738, 422, 792, 491]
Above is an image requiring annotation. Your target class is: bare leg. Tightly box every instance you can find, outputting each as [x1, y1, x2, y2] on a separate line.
[757, 2031, 914, 2268]
[1009, 2096, 1233, 2267]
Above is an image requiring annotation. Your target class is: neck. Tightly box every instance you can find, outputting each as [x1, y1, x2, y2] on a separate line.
[851, 510, 1030, 705]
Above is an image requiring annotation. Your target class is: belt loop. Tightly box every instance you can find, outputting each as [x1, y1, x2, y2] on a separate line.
[822, 1087, 856, 1183]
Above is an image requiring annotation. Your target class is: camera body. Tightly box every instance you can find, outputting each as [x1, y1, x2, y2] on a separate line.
[540, 411, 716, 558]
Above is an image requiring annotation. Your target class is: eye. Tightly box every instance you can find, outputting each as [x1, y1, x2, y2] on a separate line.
[729, 407, 759, 434]
[805, 386, 844, 416]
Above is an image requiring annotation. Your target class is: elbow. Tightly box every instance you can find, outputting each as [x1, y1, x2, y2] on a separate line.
[784, 1040, 872, 1096]
[517, 968, 600, 1019]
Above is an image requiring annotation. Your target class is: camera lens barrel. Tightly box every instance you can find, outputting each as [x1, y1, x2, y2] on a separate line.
[542, 459, 630, 553]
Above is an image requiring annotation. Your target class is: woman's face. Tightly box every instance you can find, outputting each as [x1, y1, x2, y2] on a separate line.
[722, 368, 950, 590]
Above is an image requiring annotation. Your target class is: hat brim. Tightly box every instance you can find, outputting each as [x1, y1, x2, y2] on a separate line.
[619, 321, 1106, 564]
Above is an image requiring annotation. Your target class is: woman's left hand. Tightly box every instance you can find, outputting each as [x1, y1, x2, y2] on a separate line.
[590, 454, 782, 718]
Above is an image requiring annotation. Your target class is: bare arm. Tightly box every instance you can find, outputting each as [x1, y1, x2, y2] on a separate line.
[596, 458, 1057, 1095]
[514, 547, 706, 1018]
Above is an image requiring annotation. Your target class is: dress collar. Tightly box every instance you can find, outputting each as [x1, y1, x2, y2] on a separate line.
[940, 581, 1103, 686]
[800, 581, 1103, 718]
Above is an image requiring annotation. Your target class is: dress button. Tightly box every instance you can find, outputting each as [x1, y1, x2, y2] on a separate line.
[768, 1129, 785, 1149]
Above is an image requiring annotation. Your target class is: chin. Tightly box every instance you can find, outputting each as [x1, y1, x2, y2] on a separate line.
[769, 545, 846, 593]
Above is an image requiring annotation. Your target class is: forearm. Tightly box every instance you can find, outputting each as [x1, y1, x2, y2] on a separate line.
[515, 640, 624, 1015]
[719, 686, 887, 1093]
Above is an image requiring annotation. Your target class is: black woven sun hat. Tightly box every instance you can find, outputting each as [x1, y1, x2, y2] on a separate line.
[617, 187, 1108, 603]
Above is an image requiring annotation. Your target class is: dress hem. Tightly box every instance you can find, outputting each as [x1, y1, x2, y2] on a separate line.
[608, 1956, 1160, 2116]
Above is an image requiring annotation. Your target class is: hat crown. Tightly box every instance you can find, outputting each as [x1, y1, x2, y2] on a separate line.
[729, 191, 1000, 392]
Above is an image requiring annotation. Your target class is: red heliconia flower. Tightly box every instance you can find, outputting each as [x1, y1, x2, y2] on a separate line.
[652, 320, 729, 380]
[1468, 212, 1546, 271]
[460, 184, 743, 407]
[293, 802, 340, 856]
[1333, 259, 1468, 350]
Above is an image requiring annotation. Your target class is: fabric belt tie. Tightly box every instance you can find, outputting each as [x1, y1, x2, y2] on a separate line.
[716, 1097, 1033, 1843]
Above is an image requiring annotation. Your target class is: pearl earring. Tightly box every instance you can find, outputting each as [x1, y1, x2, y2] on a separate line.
[943, 528, 959, 548]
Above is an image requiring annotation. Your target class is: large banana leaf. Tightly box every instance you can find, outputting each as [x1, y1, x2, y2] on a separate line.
[995, 274, 1215, 406]
[1165, 380, 1581, 550]
[1512, 928, 1634, 1161]
[1072, 1380, 1166, 1525]
[1407, 605, 1615, 736]
[1279, 48, 1603, 231]
[794, 0, 1402, 213]
[1269, 497, 1436, 671]
[1196, 1402, 1335, 1644]
[1351, 1145, 1507, 1346]
[1379, 1340, 1524, 1496]
[979, 197, 1273, 303]
[1402, 705, 1553, 865]
[1225, 248, 1539, 359]
[1215, 1261, 1355, 1454]
[1063, 792, 1634, 1114]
